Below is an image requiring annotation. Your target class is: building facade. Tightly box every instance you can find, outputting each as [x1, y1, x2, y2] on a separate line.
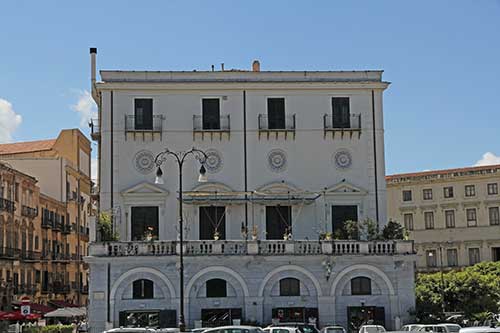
[387, 165, 500, 272]
[86, 49, 416, 332]
[0, 129, 91, 306]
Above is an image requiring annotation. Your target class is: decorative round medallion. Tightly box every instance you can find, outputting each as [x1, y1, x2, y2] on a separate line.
[333, 149, 352, 170]
[204, 149, 223, 174]
[133, 150, 155, 174]
[267, 149, 287, 173]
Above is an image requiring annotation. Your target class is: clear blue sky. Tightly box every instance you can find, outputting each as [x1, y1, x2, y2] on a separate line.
[1, 0, 499, 174]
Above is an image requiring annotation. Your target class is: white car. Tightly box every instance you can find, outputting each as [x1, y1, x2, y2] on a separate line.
[264, 327, 301, 333]
[359, 325, 386, 333]
[203, 326, 265, 333]
[321, 326, 347, 333]
[401, 325, 424, 332]
[417, 325, 461, 333]
[459, 327, 500, 333]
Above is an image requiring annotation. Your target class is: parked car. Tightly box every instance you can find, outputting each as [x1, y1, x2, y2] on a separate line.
[203, 326, 265, 333]
[104, 329, 179, 333]
[359, 325, 386, 333]
[401, 325, 424, 332]
[320, 326, 347, 333]
[264, 326, 301, 333]
[417, 325, 461, 333]
[266, 322, 319, 333]
[459, 327, 500, 333]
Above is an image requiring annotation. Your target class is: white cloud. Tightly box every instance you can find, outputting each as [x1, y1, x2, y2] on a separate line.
[0, 98, 22, 143]
[71, 90, 97, 128]
[474, 152, 500, 166]
[91, 157, 98, 181]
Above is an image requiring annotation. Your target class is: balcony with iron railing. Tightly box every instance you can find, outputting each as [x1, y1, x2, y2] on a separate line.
[0, 247, 22, 259]
[89, 118, 100, 140]
[0, 197, 15, 213]
[258, 114, 296, 139]
[21, 205, 38, 218]
[89, 239, 414, 258]
[125, 115, 164, 140]
[23, 250, 41, 261]
[323, 113, 362, 139]
[193, 115, 231, 140]
[61, 223, 72, 234]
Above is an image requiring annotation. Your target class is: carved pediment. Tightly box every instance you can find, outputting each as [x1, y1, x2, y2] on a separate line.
[324, 181, 367, 195]
[121, 182, 169, 196]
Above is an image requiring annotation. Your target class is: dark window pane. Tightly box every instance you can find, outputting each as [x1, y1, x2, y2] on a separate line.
[331, 205, 358, 239]
[332, 97, 350, 128]
[266, 206, 292, 240]
[279, 278, 300, 296]
[131, 207, 159, 241]
[206, 278, 227, 297]
[133, 279, 154, 299]
[268, 98, 286, 129]
[402, 190, 412, 201]
[199, 206, 226, 240]
[202, 99, 221, 129]
[134, 99, 153, 130]
[351, 277, 371, 295]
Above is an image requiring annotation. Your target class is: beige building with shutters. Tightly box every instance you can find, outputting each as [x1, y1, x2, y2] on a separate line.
[386, 164, 500, 272]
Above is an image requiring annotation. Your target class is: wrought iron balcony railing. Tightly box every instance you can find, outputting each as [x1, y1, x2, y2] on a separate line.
[258, 114, 296, 139]
[89, 118, 100, 140]
[323, 113, 362, 139]
[21, 205, 38, 218]
[89, 240, 415, 257]
[0, 198, 15, 213]
[61, 224, 72, 234]
[193, 115, 230, 132]
[125, 115, 163, 132]
[0, 247, 22, 259]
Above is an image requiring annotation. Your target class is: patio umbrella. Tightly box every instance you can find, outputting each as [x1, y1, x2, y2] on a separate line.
[0, 311, 25, 321]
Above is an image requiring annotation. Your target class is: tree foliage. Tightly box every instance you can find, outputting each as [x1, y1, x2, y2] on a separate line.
[381, 220, 405, 240]
[416, 261, 500, 323]
[97, 212, 119, 241]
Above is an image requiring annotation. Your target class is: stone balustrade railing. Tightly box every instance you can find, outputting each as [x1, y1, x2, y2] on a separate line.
[89, 240, 414, 257]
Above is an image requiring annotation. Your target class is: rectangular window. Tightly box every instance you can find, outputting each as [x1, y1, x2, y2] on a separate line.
[447, 249, 458, 267]
[332, 97, 350, 128]
[132, 279, 154, 299]
[267, 98, 286, 129]
[465, 185, 475, 197]
[402, 190, 412, 202]
[466, 208, 477, 227]
[492, 247, 500, 262]
[331, 205, 358, 239]
[423, 189, 433, 200]
[351, 277, 372, 295]
[206, 279, 227, 298]
[403, 213, 414, 231]
[199, 206, 226, 240]
[488, 183, 498, 195]
[445, 210, 455, 228]
[489, 207, 500, 225]
[131, 206, 159, 241]
[279, 278, 300, 296]
[426, 250, 437, 267]
[468, 248, 480, 265]
[266, 205, 292, 240]
[424, 211, 434, 229]
[15, 183, 19, 202]
[134, 98, 153, 130]
[202, 98, 221, 130]
[444, 186, 454, 198]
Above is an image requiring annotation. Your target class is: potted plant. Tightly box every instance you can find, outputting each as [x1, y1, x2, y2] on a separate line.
[251, 225, 259, 240]
[143, 226, 155, 242]
[213, 230, 220, 240]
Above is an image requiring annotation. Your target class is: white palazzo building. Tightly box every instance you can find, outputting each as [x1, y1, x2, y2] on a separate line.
[85, 48, 416, 333]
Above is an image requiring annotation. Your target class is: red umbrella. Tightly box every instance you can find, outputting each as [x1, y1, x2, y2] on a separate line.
[0, 311, 25, 321]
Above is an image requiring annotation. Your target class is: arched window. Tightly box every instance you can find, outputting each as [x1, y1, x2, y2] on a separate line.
[351, 277, 372, 295]
[132, 279, 154, 299]
[279, 278, 300, 296]
[206, 278, 227, 298]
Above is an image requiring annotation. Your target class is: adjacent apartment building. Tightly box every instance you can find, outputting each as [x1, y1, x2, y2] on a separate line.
[86, 48, 416, 333]
[387, 164, 500, 272]
[0, 129, 92, 307]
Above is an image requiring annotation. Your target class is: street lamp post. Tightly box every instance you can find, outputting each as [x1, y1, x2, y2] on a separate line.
[428, 247, 446, 315]
[154, 147, 208, 332]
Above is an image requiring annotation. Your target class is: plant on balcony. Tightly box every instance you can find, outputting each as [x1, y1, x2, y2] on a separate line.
[381, 220, 405, 240]
[251, 225, 259, 240]
[97, 212, 119, 242]
[359, 218, 381, 241]
[143, 226, 157, 241]
[213, 230, 220, 240]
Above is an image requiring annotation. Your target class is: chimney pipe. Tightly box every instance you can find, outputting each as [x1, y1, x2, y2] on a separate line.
[221, 63, 225, 71]
[211, 65, 215, 72]
[252, 60, 260, 72]
[89, 47, 98, 103]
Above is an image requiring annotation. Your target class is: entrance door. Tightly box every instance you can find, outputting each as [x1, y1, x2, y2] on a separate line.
[492, 247, 500, 262]
[332, 205, 358, 238]
[119, 310, 176, 328]
[272, 307, 319, 324]
[266, 206, 292, 240]
[131, 207, 159, 241]
[347, 306, 385, 333]
[199, 206, 226, 240]
[201, 308, 242, 327]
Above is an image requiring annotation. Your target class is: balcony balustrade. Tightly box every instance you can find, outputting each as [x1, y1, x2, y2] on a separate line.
[21, 205, 38, 218]
[0, 198, 15, 213]
[61, 223, 72, 234]
[89, 239, 414, 257]
[0, 247, 22, 259]
[125, 115, 164, 141]
[193, 115, 231, 140]
[323, 113, 362, 139]
[23, 250, 41, 261]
